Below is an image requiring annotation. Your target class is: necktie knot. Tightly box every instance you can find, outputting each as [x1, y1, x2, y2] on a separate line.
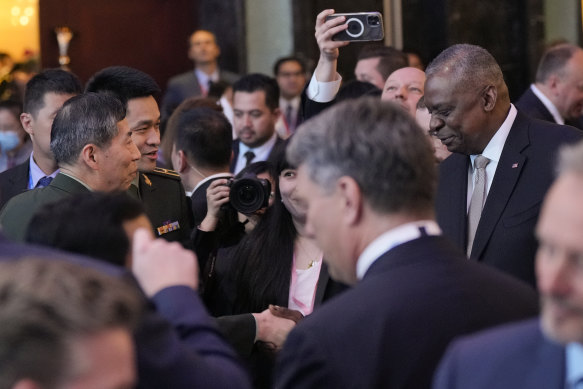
[37, 176, 53, 188]
[244, 150, 255, 167]
[474, 155, 490, 170]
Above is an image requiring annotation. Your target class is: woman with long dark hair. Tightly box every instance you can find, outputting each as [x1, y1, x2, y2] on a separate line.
[207, 155, 347, 388]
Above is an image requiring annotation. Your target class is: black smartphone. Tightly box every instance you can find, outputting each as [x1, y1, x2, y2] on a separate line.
[325, 12, 384, 42]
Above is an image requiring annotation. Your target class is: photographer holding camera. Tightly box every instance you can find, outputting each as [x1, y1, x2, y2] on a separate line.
[204, 153, 348, 389]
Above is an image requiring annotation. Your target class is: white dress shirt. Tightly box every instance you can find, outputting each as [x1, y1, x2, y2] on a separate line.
[306, 72, 342, 103]
[233, 132, 278, 174]
[466, 104, 517, 212]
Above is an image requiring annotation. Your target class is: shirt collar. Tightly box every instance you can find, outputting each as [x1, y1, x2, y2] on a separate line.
[356, 220, 441, 280]
[58, 172, 93, 191]
[28, 152, 59, 189]
[531, 84, 564, 124]
[280, 96, 301, 110]
[566, 342, 583, 387]
[239, 131, 278, 159]
[192, 172, 234, 194]
[195, 68, 219, 86]
[471, 104, 517, 167]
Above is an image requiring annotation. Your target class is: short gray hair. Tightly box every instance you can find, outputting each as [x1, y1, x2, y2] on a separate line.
[0, 258, 142, 388]
[535, 44, 580, 83]
[50, 92, 126, 165]
[287, 98, 436, 214]
[426, 44, 505, 94]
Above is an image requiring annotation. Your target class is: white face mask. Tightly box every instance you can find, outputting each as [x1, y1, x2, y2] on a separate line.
[0, 131, 20, 153]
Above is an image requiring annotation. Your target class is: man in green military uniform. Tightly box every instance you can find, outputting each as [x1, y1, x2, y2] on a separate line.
[0, 93, 140, 241]
[86, 66, 193, 244]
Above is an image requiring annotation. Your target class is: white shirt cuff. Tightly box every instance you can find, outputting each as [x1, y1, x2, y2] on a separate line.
[306, 72, 342, 103]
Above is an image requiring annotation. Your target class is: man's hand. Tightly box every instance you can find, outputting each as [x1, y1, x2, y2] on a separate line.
[314, 9, 349, 82]
[199, 179, 231, 231]
[132, 228, 199, 297]
[252, 307, 297, 349]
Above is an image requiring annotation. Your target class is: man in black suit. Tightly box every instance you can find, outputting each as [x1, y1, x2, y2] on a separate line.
[274, 97, 539, 389]
[0, 69, 82, 210]
[515, 43, 583, 129]
[161, 30, 239, 120]
[169, 107, 233, 226]
[424, 44, 582, 287]
[86, 66, 194, 243]
[230, 73, 286, 174]
[0, 93, 140, 241]
[433, 140, 583, 389]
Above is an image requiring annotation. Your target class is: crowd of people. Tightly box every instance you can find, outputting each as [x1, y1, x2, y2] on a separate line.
[1, 7, 583, 389]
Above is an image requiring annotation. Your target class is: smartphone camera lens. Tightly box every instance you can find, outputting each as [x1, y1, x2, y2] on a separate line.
[368, 15, 380, 26]
[345, 17, 364, 38]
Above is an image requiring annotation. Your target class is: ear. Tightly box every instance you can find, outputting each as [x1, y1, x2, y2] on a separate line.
[272, 107, 281, 122]
[336, 176, 363, 226]
[81, 144, 100, 170]
[482, 85, 497, 112]
[20, 113, 34, 136]
[175, 149, 189, 173]
[547, 74, 561, 96]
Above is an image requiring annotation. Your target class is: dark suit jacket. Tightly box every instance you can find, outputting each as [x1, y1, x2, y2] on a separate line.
[275, 235, 539, 389]
[436, 111, 582, 286]
[229, 136, 287, 173]
[138, 169, 193, 244]
[433, 318, 565, 389]
[515, 86, 583, 130]
[0, 173, 89, 242]
[0, 233, 251, 389]
[161, 69, 240, 119]
[515, 87, 556, 123]
[0, 160, 29, 211]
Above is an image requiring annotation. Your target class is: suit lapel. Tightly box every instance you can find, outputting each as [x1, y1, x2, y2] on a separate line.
[7, 161, 30, 195]
[188, 72, 202, 96]
[471, 114, 529, 259]
[138, 172, 156, 199]
[313, 262, 331, 307]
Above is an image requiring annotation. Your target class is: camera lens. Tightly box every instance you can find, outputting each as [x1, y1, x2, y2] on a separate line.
[229, 175, 272, 214]
[368, 15, 380, 26]
[345, 17, 364, 38]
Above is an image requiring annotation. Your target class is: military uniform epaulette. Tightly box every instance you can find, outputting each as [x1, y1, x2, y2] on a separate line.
[142, 167, 181, 181]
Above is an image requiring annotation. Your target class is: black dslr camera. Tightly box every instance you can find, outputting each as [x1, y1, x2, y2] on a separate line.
[228, 173, 271, 214]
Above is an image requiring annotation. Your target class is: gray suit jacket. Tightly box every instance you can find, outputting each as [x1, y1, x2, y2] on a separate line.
[161, 69, 239, 119]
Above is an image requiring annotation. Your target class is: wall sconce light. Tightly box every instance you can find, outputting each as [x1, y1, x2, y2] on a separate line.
[55, 26, 73, 69]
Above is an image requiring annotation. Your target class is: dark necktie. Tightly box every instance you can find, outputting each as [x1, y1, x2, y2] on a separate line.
[244, 150, 255, 167]
[37, 176, 53, 188]
[467, 155, 490, 257]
